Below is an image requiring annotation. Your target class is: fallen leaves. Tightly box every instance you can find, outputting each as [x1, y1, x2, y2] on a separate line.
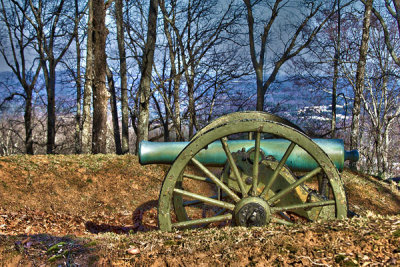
[0, 155, 399, 266]
[2, 214, 400, 266]
[80, 215, 400, 266]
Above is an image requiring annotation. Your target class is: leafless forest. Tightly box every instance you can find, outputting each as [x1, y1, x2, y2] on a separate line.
[0, 0, 399, 178]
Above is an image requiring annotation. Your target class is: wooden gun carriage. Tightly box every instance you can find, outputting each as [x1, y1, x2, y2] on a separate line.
[139, 112, 359, 231]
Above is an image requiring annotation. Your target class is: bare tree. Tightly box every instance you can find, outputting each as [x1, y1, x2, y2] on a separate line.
[73, 0, 82, 154]
[243, 0, 341, 111]
[294, 1, 356, 138]
[159, 0, 184, 140]
[115, 0, 129, 153]
[360, 21, 400, 178]
[91, 0, 109, 154]
[20, 0, 80, 154]
[151, 49, 173, 141]
[331, 0, 342, 138]
[350, 0, 373, 169]
[0, 0, 42, 154]
[123, 0, 145, 145]
[106, 63, 122, 154]
[366, 0, 400, 67]
[82, 0, 93, 154]
[67, 0, 87, 154]
[160, 0, 238, 138]
[136, 0, 159, 152]
[196, 46, 251, 123]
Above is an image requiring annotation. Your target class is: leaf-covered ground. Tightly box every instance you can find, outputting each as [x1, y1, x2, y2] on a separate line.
[0, 155, 399, 266]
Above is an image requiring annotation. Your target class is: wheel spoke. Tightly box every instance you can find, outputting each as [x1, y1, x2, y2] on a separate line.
[172, 213, 232, 228]
[271, 216, 294, 226]
[267, 167, 322, 205]
[251, 130, 261, 196]
[183, 193, 227, 206]
[318, 175, 329, 197]
[271, 200, 335, 213]
[260, 142, 296, 198]
[183, 173, 213, 184]
[174, 188, 235, 210]
[191, 158, 241, 202]
[220, 137, 247, 197]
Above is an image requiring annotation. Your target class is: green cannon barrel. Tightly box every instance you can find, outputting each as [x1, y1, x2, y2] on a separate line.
[139, 139, 359, 171]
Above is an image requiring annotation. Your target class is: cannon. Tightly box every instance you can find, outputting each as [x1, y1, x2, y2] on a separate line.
[139, 112, 359, 231]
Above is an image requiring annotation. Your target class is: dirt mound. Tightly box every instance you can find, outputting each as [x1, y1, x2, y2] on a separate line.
[342, 169, 400, 216]
[0, 155, 165, 235]
[0, 155, 399, 265]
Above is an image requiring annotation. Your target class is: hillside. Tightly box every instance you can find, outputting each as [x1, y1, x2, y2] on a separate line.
[0, 154, 399, 266]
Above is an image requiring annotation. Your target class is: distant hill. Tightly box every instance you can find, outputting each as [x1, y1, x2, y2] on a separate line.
[1, 69, 353, 132]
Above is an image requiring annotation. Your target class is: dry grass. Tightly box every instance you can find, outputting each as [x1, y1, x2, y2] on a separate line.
[0, 154, 399, 266]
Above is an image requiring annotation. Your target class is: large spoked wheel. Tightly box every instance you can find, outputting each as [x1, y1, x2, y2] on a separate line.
[158, 115, 347, 231]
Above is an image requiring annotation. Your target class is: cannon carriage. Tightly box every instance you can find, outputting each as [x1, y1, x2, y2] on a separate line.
[139, 112, 359, 231]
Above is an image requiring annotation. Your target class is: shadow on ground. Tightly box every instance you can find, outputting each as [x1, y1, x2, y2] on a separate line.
[85, 200, 158, 234]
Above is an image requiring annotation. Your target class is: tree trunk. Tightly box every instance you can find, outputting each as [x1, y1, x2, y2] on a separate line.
[136, 0, 159, 153]
[159, 1, 183, 140]
[75, 0, 82, 154]
[350, 0, 372, 169]
[46, 66, 56, 154]
[187, 77, 195, 138]
[24, 89, 34, 154]
[382, 124, 391, 178]
[164, 104, 169, 142]
[91, 0, 108, 154]
[106, 65, 122, 154]
[173, 78, 183, 140]
[255, 67, 264, 111]
[152, 93, 167, 141]
[331, 0, 341, 138]
[82, 0, 94, 154]
[115, 0, 129, 154]
[375, 127, 382, 176]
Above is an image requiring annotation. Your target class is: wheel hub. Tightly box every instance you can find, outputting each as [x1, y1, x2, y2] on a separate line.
[234, 197, 271, 227]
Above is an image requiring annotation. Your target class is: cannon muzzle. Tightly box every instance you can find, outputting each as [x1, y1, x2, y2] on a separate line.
[139, 139, 359, 172]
